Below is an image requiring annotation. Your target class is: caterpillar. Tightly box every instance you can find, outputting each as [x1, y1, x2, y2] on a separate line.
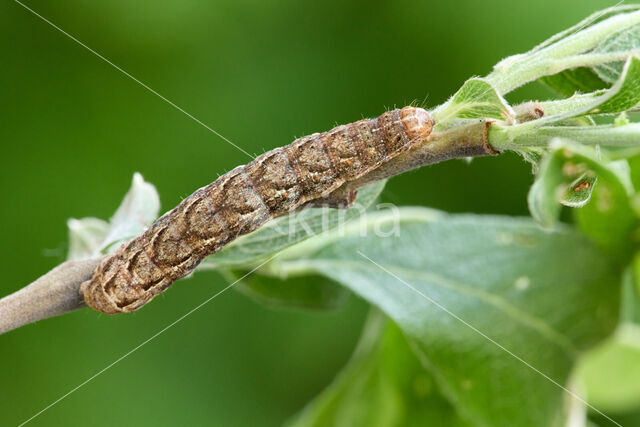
[82, 106, 434, 314]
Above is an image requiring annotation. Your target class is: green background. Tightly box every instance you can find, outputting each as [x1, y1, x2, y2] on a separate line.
[0, 1, 620, 425]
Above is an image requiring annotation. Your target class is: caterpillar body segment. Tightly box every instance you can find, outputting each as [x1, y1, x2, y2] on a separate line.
[82, 107, 434, 314]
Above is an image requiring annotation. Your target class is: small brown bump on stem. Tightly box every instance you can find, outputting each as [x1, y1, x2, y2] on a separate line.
[514, 101, 545, 123]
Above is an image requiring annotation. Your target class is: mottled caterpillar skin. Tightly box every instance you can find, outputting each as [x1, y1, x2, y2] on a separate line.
[82, 107, 433, 314]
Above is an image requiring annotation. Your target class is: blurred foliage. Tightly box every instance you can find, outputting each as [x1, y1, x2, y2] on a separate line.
[291, 312, 464, 427]
[0, 0, 624, 426]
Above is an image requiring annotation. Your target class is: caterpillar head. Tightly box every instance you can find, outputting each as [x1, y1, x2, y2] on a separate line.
[400, 106, 433, 144]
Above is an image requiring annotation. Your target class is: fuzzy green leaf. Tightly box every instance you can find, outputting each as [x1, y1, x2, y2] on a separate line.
[529, 5, 640, 56]
[66, 172, 160, 259]
[527, 141, 602, 228]
[485, 7, 640, 94]
[432, 78, 514, 126]
[575, 156, 637, 255]
[67, 217, 109, 261]
[539, 67, 609, 97]
[527, 149, 566, 228]
[100, 172, 160, 252]
[538, 56, 640, 123]
[266, 209, 620, 426]
[589, 56, 640, 114]
[593, 24, 640, 83]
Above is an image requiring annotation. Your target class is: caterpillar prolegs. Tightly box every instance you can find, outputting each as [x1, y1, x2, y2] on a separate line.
[82, 107, 434, 314]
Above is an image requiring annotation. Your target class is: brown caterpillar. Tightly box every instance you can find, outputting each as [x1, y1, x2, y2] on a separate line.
[82, 106, 434, 314]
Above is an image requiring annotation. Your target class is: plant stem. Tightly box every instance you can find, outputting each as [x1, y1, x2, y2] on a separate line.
[336, 119, 495, 194]
[0, 257, 103, 334]
[489, 123, 640, 150]
[0, 118, 495, 334]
